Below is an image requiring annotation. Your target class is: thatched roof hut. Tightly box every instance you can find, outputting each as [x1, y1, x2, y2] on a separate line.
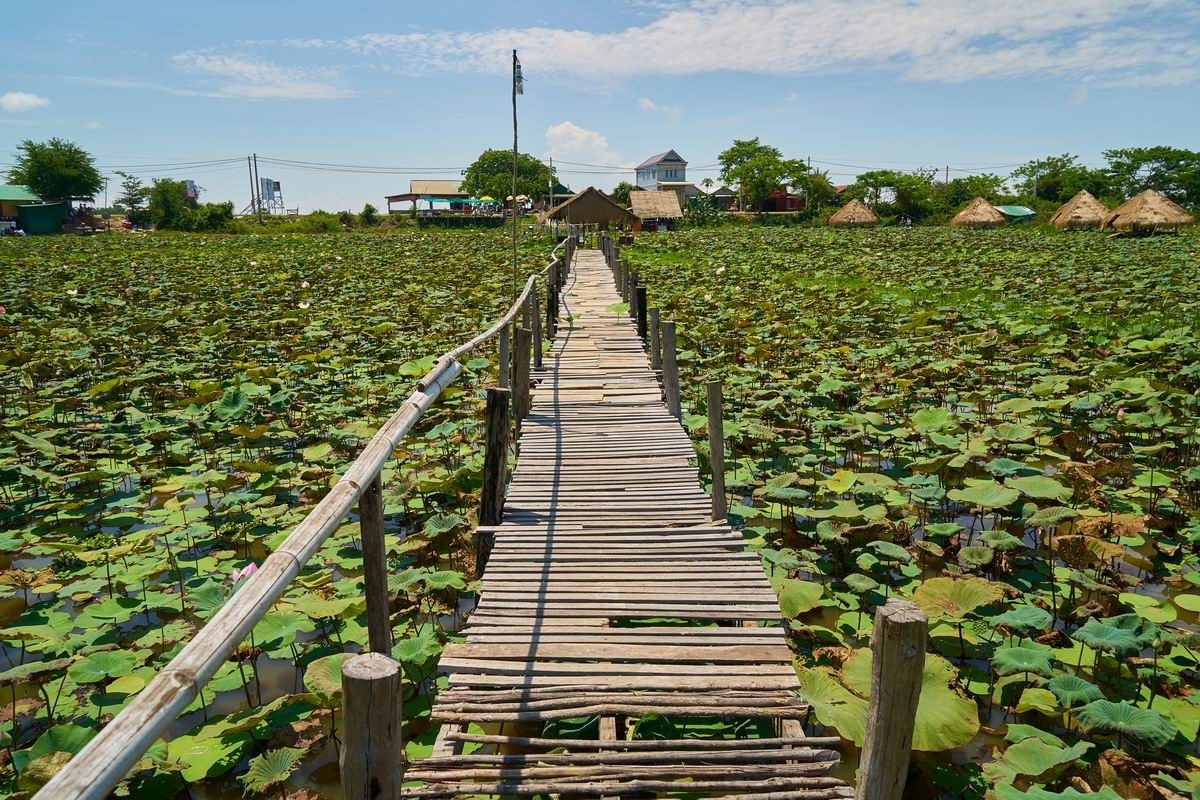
[1049, 191, 1109, 230]
[949, 197, 1006, 229]
[827, 199, 878, 227]
[541, 186, 638, 229]
[1102, 189, 1194, 233]
[629, 190, 682, 220]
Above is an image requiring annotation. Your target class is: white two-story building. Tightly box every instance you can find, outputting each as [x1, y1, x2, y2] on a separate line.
[635, 150, 688, 189]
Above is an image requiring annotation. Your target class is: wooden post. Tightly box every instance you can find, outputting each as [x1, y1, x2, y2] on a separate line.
[359, 474, 392, 654]
[513, 327, 532, 422]
[649, 308, 661, 371]
[532, 290, 543, 369]
[340, 652, 404, 800]
[636, 287, 648, 341]
[706, 381, 726, 522]
[856, 600, 928, 800]
[622, 263, 632, 305]
[478, 388, 509, 574]
[546, 274, 556, 339]
[662, 321, 681, 419]
[498, 325, 510, 390]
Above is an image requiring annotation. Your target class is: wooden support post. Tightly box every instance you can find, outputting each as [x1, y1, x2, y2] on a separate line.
[546, 274, 556, 339]
[636, 286, 648, 341]
[622, 263, 632, 305]
[706, 381, 727, 522]
[649, 308, 661, 370]
[662, 321, 681, 419]
[341, 652, 404, 800]
[359, 474, 392, 654]
[532, 290, 543, 369]
[498, 325, 510, 390]
[477, 388, 509, 574]
[513, 327, 532, 423]
[856, 600, 928, 800]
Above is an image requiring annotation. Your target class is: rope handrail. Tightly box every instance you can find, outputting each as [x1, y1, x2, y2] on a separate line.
[35, 236, 576, 800]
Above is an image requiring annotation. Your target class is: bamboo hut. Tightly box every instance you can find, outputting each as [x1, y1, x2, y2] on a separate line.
[1049, 190, 1109, 230]
[949, 197, 1006, 228]
[1102, 189, 1194, 233]
[827, 199, 878, 227]
[541, 186, 638, 230]
[629, 190, 682, 231]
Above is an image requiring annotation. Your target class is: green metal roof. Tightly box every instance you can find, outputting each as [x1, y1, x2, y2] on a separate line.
[0, 184, 40, 203]
[994, 205, 1036, 218]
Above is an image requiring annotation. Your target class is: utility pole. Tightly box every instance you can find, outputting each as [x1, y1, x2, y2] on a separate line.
[247, 156, 256, 217]
[511, 49, 522, 303]
[548, 156, 554, 207]
[253, 153, 264, 224]
[945, 165, 950, 184]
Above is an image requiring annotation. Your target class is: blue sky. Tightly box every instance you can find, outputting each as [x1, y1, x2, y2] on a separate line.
[3, 0, 1198, 211]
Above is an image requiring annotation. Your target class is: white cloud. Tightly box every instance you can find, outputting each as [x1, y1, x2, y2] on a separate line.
[289, 0, 1199, 87]
[544, 121, 625, 168]
[637, 96, 681, 117]
[0, 92, 50, 113]
[84, 120, 103, 129]
[172, 52, 352, 99]
[1070, 87, 1089, 107]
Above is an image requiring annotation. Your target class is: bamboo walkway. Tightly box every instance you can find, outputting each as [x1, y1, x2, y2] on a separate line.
[408, 250, 852, 798]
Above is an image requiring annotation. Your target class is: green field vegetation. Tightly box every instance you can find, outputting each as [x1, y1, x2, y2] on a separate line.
[624, 226, 1200, 798]
[0, 229, 550, 796]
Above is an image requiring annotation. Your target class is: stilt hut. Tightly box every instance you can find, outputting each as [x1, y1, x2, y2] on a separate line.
[541, 186, 638, 230]
[827, 199, 878, 227]
[1102, 189, 1194, 233]
[1049, 191, 1110, 230]
[949, 197, 1005, 228]
[629, 190, 683, 231]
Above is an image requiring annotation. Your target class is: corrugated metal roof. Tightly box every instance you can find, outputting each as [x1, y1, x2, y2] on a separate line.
[630, 190, 683, 219]
[635, 149, 687, 169]
[0, 184, 40, 203]
[994, 205, 1036, 217]
[410, 180, 464, 195]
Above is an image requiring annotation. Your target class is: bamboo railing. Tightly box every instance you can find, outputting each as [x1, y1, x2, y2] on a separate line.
[35, 232, 577, 800]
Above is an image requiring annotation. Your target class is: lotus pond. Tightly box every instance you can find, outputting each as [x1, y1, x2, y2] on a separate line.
[622, 226, 1200, 799]
[0, 229, 552, 797]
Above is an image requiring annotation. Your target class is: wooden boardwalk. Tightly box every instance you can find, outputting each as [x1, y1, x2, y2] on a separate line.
[408, 250, 852, 798]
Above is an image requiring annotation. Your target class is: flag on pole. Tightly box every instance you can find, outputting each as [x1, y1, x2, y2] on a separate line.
[513, 53, 524, 95]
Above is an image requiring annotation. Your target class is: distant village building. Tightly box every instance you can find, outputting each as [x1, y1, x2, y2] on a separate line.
[635, 150, 688, 190]
[542, 186, 637, 230]
[385, 180, 469, 214]
[0, 184, 40, 219]
[629, 190, 682, 232]
[704, 186, 736, 211]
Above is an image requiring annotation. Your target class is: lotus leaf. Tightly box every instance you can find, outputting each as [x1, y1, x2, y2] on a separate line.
[912, 576, 1004, 622]
[240, 747, 306, 793]
[1074, 699, 1176, 748]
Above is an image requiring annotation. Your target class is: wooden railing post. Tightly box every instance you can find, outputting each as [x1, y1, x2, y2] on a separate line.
[532, 289, 543, 369]
[498, 325, 510, 390]
[857, 600, 928, 800]
[513, 327, 532, 423]
[636, 286, 648, 341]
[661, 321, 681, 419]
[359, 474, 392, 654]
[706, 381, 726, 522]
[649, 308, 661, 370]
[477, 387, 509, 574]
[341, 652, 404, 800]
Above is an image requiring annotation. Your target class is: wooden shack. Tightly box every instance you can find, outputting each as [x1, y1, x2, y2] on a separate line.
[542, 186, 638, 230]
[629, 190, 682, 231]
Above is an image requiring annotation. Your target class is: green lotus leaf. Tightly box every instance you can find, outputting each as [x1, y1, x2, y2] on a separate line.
[303, 652, 351, 699]
[911, 407, 955, 433]
[1045, 674, 1104, 708]
[958, 546, 994, 568]
[1006, 475, 1071, 501]
[1071, 614, 1155, 659]
[1074, 699, 1176, 748]
[393, 628, 444, 665]
[844, 574, 878, 594]
[11, 724, 97, 774]
[166, 730, 254, 782]
[992, 606, 1052, 636]
[993, 645, 1054, 678]
[1175, 593, 1200, 613]
[912, 576, 1004, 622]
[1026, 506, 1080, 527]
[841, 649, 979, 751]
[983, 734, 1091, 784]
[994, 786, 1121, 800]
[867, 541, 911, 563]
[771, 577, 825, 618]
[239, 747, 306, 794]
[794, 667, 867, 745]
[948, 481, 1020, 510]
[1014, 687, 1061, 715]
[68, 651, 138, 685]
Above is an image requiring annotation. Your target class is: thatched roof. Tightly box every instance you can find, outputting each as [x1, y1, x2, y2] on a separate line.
[629, 190, 682, 219]
[1102, 189, 1194, 232]
[827, 198, 878, 227]
[541, 186, 638, 226]
[1049, 191, 1109, 230]
[949, 197, 1006, 228]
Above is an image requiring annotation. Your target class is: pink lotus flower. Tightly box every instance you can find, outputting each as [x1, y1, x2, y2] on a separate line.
[299, 301, 311, 309]
[232, 562, 259, 583]
[0, 306, 6, 314]
[301, 280, 310, 289]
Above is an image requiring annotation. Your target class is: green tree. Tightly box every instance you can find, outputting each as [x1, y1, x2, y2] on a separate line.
[114, 171, 148, 212]
[940, 173, 1008, 208]
[147, 179, 193, 230]
[1103, 146, 1200, 205]
[460, 150, 553, 204]
[800, 170, 838, 214]
[1010, 154, 1111, 203]
[717, 138, 808, 211]
[847, 169, 941, 220]
[360, 202, 379, 226]
[7, 138, 103, 202]
[610, 181, 635, 206]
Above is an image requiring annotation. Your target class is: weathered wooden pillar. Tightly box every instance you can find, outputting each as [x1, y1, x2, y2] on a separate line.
[856, 600, 928, 800]
[477, 387, 509, 574]
[649, 308, 661, 371]
[532, 290, 543, 369]
[662, 321, 681, 419]
[636, 287, 648, 341]
[340, 652, 404, 800]
[706, 381, 726, 522]
[358, 474, 392, 654]
[512, 326, 532, 423]
[498, 325, 510, 390]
